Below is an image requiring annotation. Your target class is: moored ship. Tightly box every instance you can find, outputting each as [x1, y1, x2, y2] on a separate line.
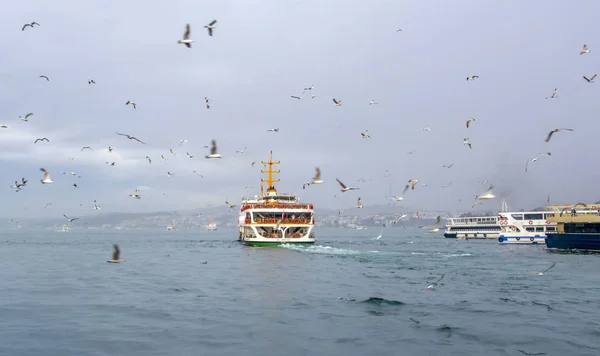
[545, 203, 600, 251]
[497, 210, 557, 244]
[443, 200, 508, 239]
[238, 151, 316, 246]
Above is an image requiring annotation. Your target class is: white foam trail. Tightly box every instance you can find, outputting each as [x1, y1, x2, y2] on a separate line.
[280, 244, 361, 256]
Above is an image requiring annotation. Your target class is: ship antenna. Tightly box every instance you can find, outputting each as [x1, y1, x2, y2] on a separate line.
[501, 199, 508, 212]
[260, 151, 280, 197]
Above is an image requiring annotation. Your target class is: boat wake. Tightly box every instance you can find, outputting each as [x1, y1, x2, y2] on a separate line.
[279, 244, 361, 256]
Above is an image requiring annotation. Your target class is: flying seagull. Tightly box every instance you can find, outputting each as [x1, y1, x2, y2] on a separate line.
[107, 244, 124, 263]
[186, 152, 194, 158]
[525, 152, 551, 172]
[88, 79, 96, 85]
[545, 88, 558, 99]
[115, 132, 146, 144]
[427, 274, 445, 290]
[22, 22, 40, 31]
[236, 146, 247, 154]
[356, 197, 363, 208]
[178, 24, 194, 48]
[545, 128, 574, 143]
[466, 118, 475, 128]
[290, 95, 302, 100]
[408, 179, 418, 190]
[204, 20, 217, 36]
[466, 75, 479, 81]
[583, 74, 597, 83]
[361, 130, 371, 139]
[463, 138, 472, 149]
[145, 156, 151, 164]
[39, 75, 49, 81]
[442, 163, 454, 168]
[0, 125, 7, 128]
[267, 128, 280, 132]
[422, 216, 441, 232]
[476, 185, 496, 200]
[81, 146, 92, 151]
[63, 214, 79, 222]
[39, 168, 53, 184]
[204, 97, 210, 109]
[125, 100, 137, 109]
[580, 44, 590, 55]
[205, 139, 222, 159]
[19, 113, 33, 122]
[333, 98, 342, 106]
[532, 262, 556, 276]
[336, 178, 359, 192]
[129, 194, 141, 199]
[225, 200, 236, 209]
[369, 100, 379, 105]
[312, 167, 324, 184]
[34, 138, 49, 143]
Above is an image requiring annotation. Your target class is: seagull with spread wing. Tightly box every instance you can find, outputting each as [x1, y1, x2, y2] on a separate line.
[545, 128, 573, 142]
[336, 178, 359, 192]
[177, 24, 194, 48]
[115, 132, 146, 144]
[205, 139, 221, 159]
[525, 152, 551, 172]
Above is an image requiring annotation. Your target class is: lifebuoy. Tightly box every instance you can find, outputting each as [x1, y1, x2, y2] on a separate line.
[498, 237, 503, 242]
[483, 233, 487, 238]
[511, 226, 516, 232]
[516, 237, 520, 241]
[530, 237, 534, 242]
[528, 220, 533, 225]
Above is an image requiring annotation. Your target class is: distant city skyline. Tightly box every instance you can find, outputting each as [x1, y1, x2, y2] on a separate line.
[1, 1, 599, 219]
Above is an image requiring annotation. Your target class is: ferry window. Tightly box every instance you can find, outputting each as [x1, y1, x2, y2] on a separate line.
[535, 227, 544, 232]
[524, 214, 543, 220]
[547, 227, 556, 232]
[511, 214, 523, 220]
[526, 227, 535, 232]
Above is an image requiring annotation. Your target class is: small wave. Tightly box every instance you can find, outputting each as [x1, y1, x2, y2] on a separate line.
[279, 244, 360, 255]
[360, 297, 404, 306]
[411, 252, 427, 255]
[444, 253, 473, 257]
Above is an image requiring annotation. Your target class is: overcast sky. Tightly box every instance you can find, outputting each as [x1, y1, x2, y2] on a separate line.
[1, 0, 598, 219]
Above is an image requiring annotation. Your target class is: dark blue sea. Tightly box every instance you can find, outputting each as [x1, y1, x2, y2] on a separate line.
[1, 227, 599, 356]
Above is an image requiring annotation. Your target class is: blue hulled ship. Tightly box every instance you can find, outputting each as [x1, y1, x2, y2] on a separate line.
[545, 203, 600, 252]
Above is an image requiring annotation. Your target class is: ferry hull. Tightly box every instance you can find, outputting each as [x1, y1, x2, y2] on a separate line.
[498, 235, 546, 244]
[545, 233, 600, 251]
[242, 239, 315, 247]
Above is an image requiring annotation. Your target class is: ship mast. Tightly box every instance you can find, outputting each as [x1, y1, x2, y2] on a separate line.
[260, 151, 280, 197]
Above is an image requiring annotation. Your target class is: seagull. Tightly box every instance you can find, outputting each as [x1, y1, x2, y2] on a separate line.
[304, 85, 314, 91]
[186, 152, 194, 158]
[108, 146, 114, 152]
[39, 75, 49, 81]
[125, 100, 137, 109]
[204, 20, 217, 36]
[394, 215, 408, 224]
[545, 128, 574, 143]
[302, 182, 311, 189]
[73, 183, 79, 188]
[205, 139, 222, 159]
[22, 22, 40, 31]
[129, 194, 141, 199]
[267, 128, 280, 132]
[251, 161, 256, 167]
[476, 185, 496, 200]
[177, 24, 194, 48]
[422, 126, 431, 132]
[39, 168, 53, 184]
[426, 274, 445, 290]
[44, 203, 52, 208]
[204, 97, 210, 109]
[583, 74, 597, 83]
[145, 156, 152, 164]
[442, 182, 452, 188]
[396, 28, 402, 32]
[369, 100, 379, 105]
[167, 172, 173, 177]
[532, 262, 556, 276]
[442, 163, 454, 168]
[312, 167, 324, 184]
[361, 130, 371, 138]
[81, 146, 92, 151]
[580, 44, 590, 55]
[466, 75, 479, 81]
[161, 155, 167, 162]
[236, 146, 247, 154]
[463, 138, 472, 149]
[192, 170, 203, 177]
[333, 98, 342, 106]
[179, 139, 188, 146]
[63, 214, 79, 222]
[116, 132, 145, 144]
[466, 118, 475, 128]
[93, 200, 101, 210]
[356, 197, 363, 208]
[290, 95, 302, 100]
[389, 196, 404, 202]
[106, 162, 115, 166]
[225, 200, 236, 209]
[408, 179, 418, 190]
[34, 138, 49, 143]
[525, 152, 551, 172]
[88, 79, 96, 85]
[336, 178, 359, 192]
[421, 216, 441, 232]
[19, 113, 33, 122]
[169, 148, 176, 156]
[0, 125, 7, 128]
[107, 244, 124, 263]
[545, 88, 558, 99]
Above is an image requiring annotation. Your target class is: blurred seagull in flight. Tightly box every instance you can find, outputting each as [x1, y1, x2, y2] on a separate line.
[531, 262, 556, 276]
[369, 100, 378, 105]
[545, 128, 574, 143]
[525, 152, 551, 172]
[463, 138, 472, 149]
[177, 24, 194, 48]
[107, 244, 124, 263]
[361, 130, 371, 139]
[356, 197, 363, 208]
[34, 137, 49, 143]
[312, 167, 324, 184]
[115, 132, 145, 144]
[545, 88, 558, 99]
[466, 118, 475, 128]
[333, 98, 342, 106]
[39, 168, 53, 184]
[476, 185, 496, 200]
[204, 20, 217, 36]
[583, 74, 597, 83]
[125, 100, 137, 109]
[205, 139, 222, 159]
[336, 178, 359, 192]
[22, 22, 40, 31]
[442, 163, 454, 168]
[466, 75, 479, 81]
[408, 179, 418, 190]
[19, 113, 33, 122]
[267, 128, 279, 132]
[580, 44, 590, 55]
[422, 126, 431, 132]
[63, 214, 79, 222]
[39, 75, 49, 81]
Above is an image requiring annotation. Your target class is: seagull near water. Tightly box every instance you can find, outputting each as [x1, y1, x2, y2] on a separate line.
[22, 22, 40, 31]
[116, 132, 146, 144]
[312, 167, 324, 184]
[204, 20, 217, 36]
[427, 274, 445, 290]
[545, 128, 574, 142]
[39, 168, 53, 184]
[63, 214, 79, 222]
[177, 24, 194, 48]
[19, 113, 33, 122]
[205, 139, 222, 159]
[531, 262, 556, 276]
[525, 152, 551, 172]
[107, 244, 124, 263]
[336, 178, 359, 192]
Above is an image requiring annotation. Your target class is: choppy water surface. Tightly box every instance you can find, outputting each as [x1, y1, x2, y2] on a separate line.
[1, 227, 600, 356]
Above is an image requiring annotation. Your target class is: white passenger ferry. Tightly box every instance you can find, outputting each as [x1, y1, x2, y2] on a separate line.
[497, 210, 557, 244]
[443, 200, 508, 239]
[238, 151, 316, 246]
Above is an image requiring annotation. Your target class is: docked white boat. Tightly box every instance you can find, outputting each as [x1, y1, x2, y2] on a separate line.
[205, 217, 217, 231]
[443, 200, 508, 239]
[238, 151, 316, 246]
[497, 210, 557, 244]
